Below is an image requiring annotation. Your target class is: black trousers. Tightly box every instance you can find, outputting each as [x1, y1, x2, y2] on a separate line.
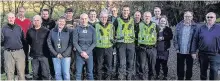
[138, 47, 157, 79]
[155, 59, 168, 77]
[94, 47, 113, 80]
[32, 56, 50, 80]
[116, 43, 135, 78]
[177, 53, 193, 80]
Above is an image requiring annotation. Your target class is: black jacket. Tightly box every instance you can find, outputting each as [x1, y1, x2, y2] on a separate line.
[156, 26, 173, 50]
[42, 18, 56, 30]
[26, 27, 50, 58]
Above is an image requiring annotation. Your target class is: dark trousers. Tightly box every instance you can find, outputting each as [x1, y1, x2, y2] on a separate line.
[155, 59, 168, 77]
[138, 47, 157, 79]
[32, 56, 50, 80]
[116, 43, 135, 79]
[24, 44, 29, 74]
[48, 56, 55, 78]
[177, 53, 193, 80]
[70, 51, 76, 79]
[199, 53, 220, 80]
[94, 47, 113, 80]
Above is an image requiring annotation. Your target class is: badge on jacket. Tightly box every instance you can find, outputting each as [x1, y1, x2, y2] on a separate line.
[83, 29, 87, 33]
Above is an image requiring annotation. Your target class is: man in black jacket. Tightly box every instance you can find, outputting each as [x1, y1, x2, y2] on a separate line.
[41, 9, 56, 30]
[26, 15, 50, 80]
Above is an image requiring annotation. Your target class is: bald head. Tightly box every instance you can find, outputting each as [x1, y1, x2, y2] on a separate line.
[33, 15, 42, 28]
[7, 12, 15, 24]
[80, 13, 89, 26]
[143, 11, 152, 23]
[206, 12, 216, 25]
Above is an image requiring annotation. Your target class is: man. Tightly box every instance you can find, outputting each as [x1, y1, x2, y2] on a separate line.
[73, 13, 96, 80]
[94, 11, 114, 80]
[64, 8, 77, 79]
[41, 9, 56, 30]
[108, 6, 118, 23]
[151, 7, 161, 25]
[26, 15, 50, 80]
[137, 11, 157, 80]
[191, 12, 220, 80]
[15, 6, 32, 77]
[173, 11, 197, 80]
[1, 12, 26, 80]
[113, 5, 135, 80]
[88, 9, 99, 27]
[41, 8, 56, 78]
[65, 8, 77, 29]
[133, 10, 142, 79]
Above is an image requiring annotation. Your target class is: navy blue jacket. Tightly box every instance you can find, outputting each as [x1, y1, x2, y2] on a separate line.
[191, 24, 220, 55]
[47, 26, 72, 57]
[1, 23, 25, 50]
[173, 20, 197, 53]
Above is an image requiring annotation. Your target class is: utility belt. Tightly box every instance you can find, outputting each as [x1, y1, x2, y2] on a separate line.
[6, 48, 22, 52]
[139, 44, 156, 49]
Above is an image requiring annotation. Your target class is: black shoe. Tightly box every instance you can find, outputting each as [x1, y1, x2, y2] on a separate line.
[185, 78, 191, 80]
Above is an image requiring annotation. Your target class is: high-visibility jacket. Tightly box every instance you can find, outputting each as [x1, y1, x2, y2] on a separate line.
[95, 23, 114, 48]
[138, 22, 157, 45]
[116, 17, 135, 43]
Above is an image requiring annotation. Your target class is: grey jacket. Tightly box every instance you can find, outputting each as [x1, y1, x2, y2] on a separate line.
[73, 25, 96, 55]
[47, 26, 72, 57]
[173, 20, 197, 53]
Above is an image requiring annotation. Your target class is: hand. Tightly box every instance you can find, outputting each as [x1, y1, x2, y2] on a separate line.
[73, 47, 76, 51]
[57, 53, 63, 59]
[159, 37, 164, 41]
[176, 50, 180, 53]
[191, 54, 197, 60]
[81, 51, 89, 59]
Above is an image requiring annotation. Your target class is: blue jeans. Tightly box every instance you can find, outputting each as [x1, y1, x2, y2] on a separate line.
[75, 53, 94, 80]
[52, 57, 71, 80]
[199, 53, 220, 80]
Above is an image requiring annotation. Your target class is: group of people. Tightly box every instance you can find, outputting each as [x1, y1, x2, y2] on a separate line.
[1, 4, 220, 80]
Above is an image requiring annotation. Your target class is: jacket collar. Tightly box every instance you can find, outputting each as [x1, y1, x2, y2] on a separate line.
[53, 25, 68, 32]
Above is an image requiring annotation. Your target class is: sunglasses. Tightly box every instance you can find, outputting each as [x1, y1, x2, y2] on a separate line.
[207, 16, 214, 19]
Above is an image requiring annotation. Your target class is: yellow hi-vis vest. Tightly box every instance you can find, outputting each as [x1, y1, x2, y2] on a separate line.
[116, 17, 135, 43]
[138, 22, 157, 45]
[95, 23, 114, 48]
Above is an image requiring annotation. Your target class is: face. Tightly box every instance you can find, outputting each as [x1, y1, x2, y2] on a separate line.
[89, 11, 97, 21]
[100, 13, 108, 24]
[143, 12, 152, 23]
[111, 7, 118, 15]
[33, 16, 42, 27]
[184, 12, 193, 23]
[159, 18, 167, 27]
[8, 13, 15, 24]
[206, 13, 216, 24]
[122, 7, 130, 18]
[154, 8, 161, 17]
[58, 19, 66, 28]
[134, 12, 141, 21]
[80, 14, 89, 26]
[66, 12, 73, 19]
[41, 11, 49, 20]
[18, 8, 25, 17]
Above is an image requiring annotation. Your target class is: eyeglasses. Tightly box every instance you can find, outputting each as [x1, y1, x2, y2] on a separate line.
[207, 16, 214, 19]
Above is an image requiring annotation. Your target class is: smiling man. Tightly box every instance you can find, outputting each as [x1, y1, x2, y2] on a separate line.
[191, 12, 220, 80]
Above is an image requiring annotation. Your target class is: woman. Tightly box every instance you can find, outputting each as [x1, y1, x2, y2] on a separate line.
[47, 16, 72, 80]
[155, 16, 173, 80]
